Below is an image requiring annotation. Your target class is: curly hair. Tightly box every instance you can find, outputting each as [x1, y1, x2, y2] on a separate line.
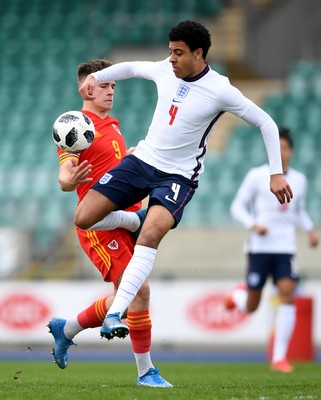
[169, 20, 212, 59]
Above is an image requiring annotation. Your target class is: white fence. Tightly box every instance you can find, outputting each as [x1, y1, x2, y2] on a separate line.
[0, 280, 320, 351]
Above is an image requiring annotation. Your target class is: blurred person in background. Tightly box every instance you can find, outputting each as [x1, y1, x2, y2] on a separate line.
[75, 20, 293, 341]
[48, 59, 172, 388]
[226, 127, 319, 373]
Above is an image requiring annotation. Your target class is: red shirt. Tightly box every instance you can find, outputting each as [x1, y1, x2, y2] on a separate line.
[57, 110, 141, 211]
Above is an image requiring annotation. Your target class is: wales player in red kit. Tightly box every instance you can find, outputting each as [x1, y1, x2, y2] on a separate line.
[48, 59, 172, 388]
[59, 110, 141, 283]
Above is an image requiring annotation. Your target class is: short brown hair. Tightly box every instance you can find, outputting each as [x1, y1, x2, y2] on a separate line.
[77, 59, 112, 86]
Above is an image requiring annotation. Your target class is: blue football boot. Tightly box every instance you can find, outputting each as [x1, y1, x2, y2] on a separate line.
[100, 312, 129, 340]
[137, 367, 174, 388]
[131, 208, 147, 241]
[47, 317, 76, 369]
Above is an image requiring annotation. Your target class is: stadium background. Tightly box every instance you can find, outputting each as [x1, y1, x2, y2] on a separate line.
[0, 0, 321, 361]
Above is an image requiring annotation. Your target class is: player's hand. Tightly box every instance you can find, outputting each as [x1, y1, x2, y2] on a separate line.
[70, 159, 93, 185]
[78, 74, 97, 100]
[252, 224, 268, 235]
[126, 146, 136, 155]
[59, 159, 93, 192]
[270, 174, 293, 204]
[308, 229, 319, 247]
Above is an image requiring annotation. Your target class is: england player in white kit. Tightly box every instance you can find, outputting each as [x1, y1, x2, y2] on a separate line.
[227, 128, 318, 373]
[75, 21, 293, 342]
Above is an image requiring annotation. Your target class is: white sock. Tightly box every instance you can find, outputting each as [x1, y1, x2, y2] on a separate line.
[90, 210, 140, 232]
[233, 288, 248, 313]
[134, 352, 154, 377]
[272, 303, 296, 362]
[108, 245, 157, 315]
[63, 317, 84, 340]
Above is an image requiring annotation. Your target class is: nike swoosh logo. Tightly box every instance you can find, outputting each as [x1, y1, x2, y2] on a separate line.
[172, 98, 182, 103]
[165, 195, 177, 204]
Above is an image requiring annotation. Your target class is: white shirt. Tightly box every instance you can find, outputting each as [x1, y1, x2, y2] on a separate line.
[93, 58, 282, 180]
[230, 164, 314, 253]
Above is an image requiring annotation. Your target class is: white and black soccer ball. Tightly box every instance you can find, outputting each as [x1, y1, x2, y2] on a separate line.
[52, 111, 95, 152]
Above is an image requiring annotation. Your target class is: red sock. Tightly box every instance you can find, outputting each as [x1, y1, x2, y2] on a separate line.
[127, 311, 152, 354]
[77, 297, 108, 329]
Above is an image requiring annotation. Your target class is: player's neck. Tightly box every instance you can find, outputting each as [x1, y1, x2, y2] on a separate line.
[83, 103, 107, 119]
[191, 62, 206, 76]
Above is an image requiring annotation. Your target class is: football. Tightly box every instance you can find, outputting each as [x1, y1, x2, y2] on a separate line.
[52, 111, 95, 152]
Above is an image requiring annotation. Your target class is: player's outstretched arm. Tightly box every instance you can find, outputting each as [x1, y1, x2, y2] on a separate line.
[78, 75, 97, 100]
[270, 174, 293, 204]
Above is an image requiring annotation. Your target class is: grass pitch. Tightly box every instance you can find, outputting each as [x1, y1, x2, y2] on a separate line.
[0, 361, 320, 400]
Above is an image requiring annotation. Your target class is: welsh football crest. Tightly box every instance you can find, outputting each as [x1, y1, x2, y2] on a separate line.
[107, 240, 119, 250]
[176, 84, 190, 99]
[112, 124, 122, 135]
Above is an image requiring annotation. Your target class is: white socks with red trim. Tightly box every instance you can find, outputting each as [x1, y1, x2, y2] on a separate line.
[233, 287, 248, 313]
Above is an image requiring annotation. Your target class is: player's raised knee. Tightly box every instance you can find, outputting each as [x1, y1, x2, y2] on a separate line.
[74, 207, 91, 230]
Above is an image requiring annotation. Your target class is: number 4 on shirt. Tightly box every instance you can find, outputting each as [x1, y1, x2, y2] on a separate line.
[169, 105, 178, 125]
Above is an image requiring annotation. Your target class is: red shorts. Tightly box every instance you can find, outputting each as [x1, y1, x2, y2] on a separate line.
[76, 227, 135, 288]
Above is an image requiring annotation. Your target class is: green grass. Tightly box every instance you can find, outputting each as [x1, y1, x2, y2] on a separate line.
[0, 361, 320, 400]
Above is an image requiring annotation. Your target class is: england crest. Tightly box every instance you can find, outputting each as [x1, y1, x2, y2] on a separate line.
[99, 172, 112, 185]
[176, 84, 190, 99]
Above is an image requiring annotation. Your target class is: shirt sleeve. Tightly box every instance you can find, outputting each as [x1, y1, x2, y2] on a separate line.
[218, 82, 283, 176]
[230, 169, 257, 229]
[57, 148, 79, 165]
[92, 59, 167, 82]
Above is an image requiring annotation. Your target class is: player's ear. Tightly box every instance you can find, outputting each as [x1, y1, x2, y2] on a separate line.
[195, 48, 203, 61]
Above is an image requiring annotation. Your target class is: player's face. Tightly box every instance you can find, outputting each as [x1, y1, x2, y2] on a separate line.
[92, 81, 115, 112]
[169, 41, 204, 79]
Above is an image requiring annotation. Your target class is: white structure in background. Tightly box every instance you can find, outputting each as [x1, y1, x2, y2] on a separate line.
[0, 228, 31, 278]
[0, 280, 319, 352]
